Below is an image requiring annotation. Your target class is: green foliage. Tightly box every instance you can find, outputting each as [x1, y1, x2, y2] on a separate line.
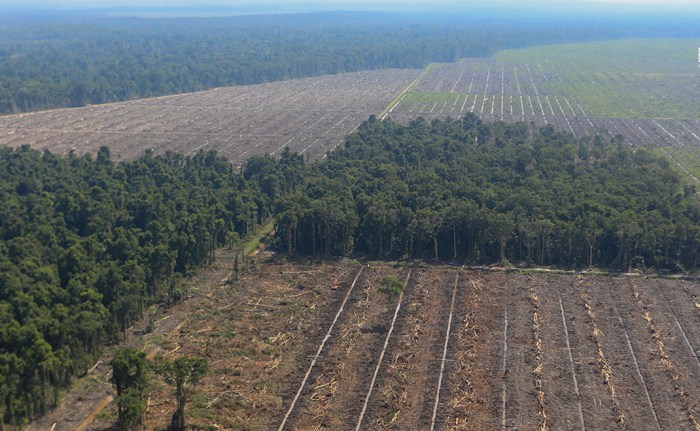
[274, 113, 700, 273]
[379, 276, 404, 295]
[0, 145, 292, 426]
[111, 349, 148, 396]
[111, 348, 148, 430]
[155, 356, 208, 431]
[115, 388, 146, 431]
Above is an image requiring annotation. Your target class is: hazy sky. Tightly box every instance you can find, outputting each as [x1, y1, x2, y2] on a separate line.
[3, 0, 699, 6]
[2, 0, 700, 11]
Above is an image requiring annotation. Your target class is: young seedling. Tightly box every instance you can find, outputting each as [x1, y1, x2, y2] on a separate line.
[379, 276, 405, 295]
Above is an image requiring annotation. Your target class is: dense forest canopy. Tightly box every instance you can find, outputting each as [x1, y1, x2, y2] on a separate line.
[0, 145, 297, 425]
[274, 114, 699, 270]
[1, 9, 699, 114]
[0, 115, 698, 425]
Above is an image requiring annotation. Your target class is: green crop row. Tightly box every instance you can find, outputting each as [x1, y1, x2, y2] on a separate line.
[496, 39, 700, 120]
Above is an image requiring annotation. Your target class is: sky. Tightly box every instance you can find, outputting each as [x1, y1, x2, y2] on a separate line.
[2, 0, 698, 5]
[2, 0, 699, 12]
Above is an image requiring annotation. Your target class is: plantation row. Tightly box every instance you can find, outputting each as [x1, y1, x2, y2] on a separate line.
[403, 51, 700, 120]
[392, 61, 700, 139]
[52, 263, 700, 430]
[272, 266, 700, 430]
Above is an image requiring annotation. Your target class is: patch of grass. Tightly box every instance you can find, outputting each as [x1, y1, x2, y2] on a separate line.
[226, 348, 258, 359]
[379, 275, 404, 295]
[242, 219, 275, 256]
[207, 330, 236, 339]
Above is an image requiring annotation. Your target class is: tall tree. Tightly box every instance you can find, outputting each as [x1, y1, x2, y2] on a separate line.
[156, 356, 208, 431]
[110, 348, 148, 431]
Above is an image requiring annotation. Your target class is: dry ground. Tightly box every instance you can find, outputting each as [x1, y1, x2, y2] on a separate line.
[43, 257, 697, 431]
[0, 69, 419, 167]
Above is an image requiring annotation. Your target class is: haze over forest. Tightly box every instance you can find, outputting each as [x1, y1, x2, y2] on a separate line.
[3, 0, 700, 14]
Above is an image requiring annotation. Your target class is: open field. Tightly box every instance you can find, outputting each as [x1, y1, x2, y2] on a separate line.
[60, 258, 700, 431]
[387, 39, 700, 182]
[389, 39, 700, 121]
[0, 69, 419, 166]
[497, 39, 700, 119]
[387, 56, 700, 150]
[3, 40, 700, 180]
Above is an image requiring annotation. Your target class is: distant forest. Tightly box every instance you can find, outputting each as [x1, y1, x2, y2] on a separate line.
[1, 10, 700, 114]
[0, 115, 697, 425]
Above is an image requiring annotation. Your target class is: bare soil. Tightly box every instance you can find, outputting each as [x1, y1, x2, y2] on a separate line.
[26, 257, 700, 431]
[0, 70, 420, 167]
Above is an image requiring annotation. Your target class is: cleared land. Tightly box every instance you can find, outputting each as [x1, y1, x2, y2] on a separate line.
[10, 39, 700, 431]
[3, 40, 700, 180]
[57, 258, 700, 431]
[0, 69, 419, 166]
[387, 39, 700, 182]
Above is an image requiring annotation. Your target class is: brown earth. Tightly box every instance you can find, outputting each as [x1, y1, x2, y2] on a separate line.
[0, 69, 420, 167]
[25, 256, 700, 431]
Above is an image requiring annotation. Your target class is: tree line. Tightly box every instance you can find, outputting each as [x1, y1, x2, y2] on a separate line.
[2, 10, 699, 114]
[274, 114, 699, 271]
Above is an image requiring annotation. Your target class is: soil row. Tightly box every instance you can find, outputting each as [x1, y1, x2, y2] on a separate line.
[64, 264, 700, 430]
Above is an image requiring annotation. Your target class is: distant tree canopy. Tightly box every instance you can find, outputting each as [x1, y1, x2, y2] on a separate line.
[275, 114, 700, 271]
[1, 10, 699, 114]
